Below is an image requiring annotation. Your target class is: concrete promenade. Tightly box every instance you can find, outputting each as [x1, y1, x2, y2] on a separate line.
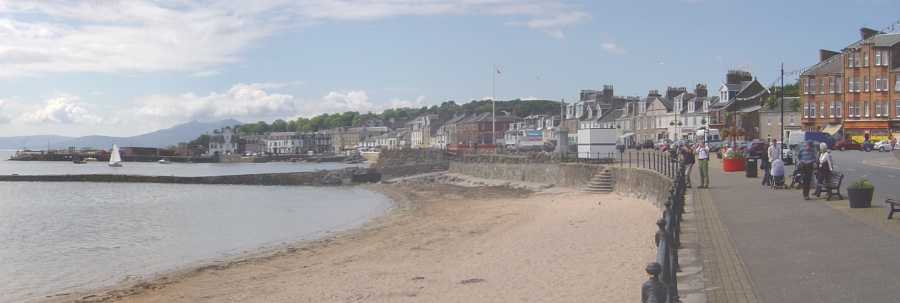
[694, 157, 900, 302]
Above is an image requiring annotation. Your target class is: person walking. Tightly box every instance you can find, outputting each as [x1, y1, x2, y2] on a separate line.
[695, 140, 710, 188]
[796, 140, 818, 200]
[763, 139, 779, 186]
[681, 141, 695, 188]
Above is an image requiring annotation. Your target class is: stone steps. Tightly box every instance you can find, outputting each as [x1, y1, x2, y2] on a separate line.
[583, 169, 613, 194]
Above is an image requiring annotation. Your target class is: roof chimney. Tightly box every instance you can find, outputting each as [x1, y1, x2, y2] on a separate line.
[694, 84, 708, 98]
[819, 49, 840, 61]
[860, 27, 880, 40]
[665, 86, 687, 100]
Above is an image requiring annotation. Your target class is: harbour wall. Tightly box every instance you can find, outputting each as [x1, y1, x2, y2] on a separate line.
[0, 167, 377, 186]
[439, 151, 673, 205]
[448, 162, 671, 206]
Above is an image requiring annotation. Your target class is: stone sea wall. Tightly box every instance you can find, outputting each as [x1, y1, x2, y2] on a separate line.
[0, 167, 373, 186]
[442, 151, 673, 200]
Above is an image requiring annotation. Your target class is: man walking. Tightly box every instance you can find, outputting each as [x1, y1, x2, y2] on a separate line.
[695, 140, 710, 188]
[796, 140, 818, 200]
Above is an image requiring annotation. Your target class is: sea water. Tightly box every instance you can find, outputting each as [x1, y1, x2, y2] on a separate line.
[0, 154, 390, 302]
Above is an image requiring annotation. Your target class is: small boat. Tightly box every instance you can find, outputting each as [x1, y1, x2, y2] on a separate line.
[109, 143, 123, 167]
[84, 157, 98, 162]
[73, 159, 87, 164]
[158, 158, 172, 164]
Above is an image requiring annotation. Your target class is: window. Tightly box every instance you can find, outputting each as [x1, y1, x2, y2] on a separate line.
[864, 101, 870, 117]
[819, 79, 825, 94]
[897, 100, 900, 117]
[855, 101, 861, 117]
[874, 50, 889, 66]
[790, 113, 794, 125]
[863, 51, 869, 66]
[803, 78, 809, 94]
[884, 101, 890, 117]
[829, 77, 835, 93]
[803, 102, 809, 118]
[864, 76, 870, 92]
[767, 114, 771, 125]
[829, 100, 835, 117]
[836, 76, 842, 92]
[848, 102, 856, 117]
[836, 101, 843, 117]
[876, 101, 882, 116]
[810, 101, 816, 118]
[810, 78, 817, 94]
[896, 75, 900, 91]
[820, 102, 826, 118]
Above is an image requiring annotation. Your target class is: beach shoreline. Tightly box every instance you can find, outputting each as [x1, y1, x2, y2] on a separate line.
[42, 180, 660, 303]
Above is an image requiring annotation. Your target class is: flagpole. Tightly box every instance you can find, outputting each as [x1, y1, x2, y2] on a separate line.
[492, 65, 496, 149]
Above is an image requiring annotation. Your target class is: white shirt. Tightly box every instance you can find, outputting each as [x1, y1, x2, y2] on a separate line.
[767, 144, 779, 162]
[819, 151, 833, 170]
[695, 146, 709, 159]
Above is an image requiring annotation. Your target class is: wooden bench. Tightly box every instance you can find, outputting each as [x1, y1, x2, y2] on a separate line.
[887, 199, 900, 219]
[815, 171, 844, 201]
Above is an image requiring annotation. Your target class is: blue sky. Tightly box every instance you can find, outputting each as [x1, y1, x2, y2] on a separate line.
[1, 0, 899, 137]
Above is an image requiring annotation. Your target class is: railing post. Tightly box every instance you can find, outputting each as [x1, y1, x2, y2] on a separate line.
[641, 262, 667, 303]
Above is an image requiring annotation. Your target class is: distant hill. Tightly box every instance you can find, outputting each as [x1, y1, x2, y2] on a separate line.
[0, 119, 243, 150]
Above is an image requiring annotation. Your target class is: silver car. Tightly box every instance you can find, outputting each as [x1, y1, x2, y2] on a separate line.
[874, 139, 894, 152]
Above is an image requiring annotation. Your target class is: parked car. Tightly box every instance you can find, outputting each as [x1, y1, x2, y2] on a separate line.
[638, 140, 654, 150]
[875, 139, 894, 152]
[779, 142, 793, 165]
[833, 139, 861, 151]
[860, 140, 874, 152]
[746, 140, 766, 159]
[654, 139, 672, 150]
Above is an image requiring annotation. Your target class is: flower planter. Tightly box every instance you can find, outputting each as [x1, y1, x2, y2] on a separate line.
[722, 158, 746, 172]
[847, 188, 874, 208]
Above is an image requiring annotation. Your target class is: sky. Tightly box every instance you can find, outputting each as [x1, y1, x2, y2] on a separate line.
[1, 0, 899, 137]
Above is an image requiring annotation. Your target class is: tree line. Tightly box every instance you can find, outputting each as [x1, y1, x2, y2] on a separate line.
[188, 99, 564, 147]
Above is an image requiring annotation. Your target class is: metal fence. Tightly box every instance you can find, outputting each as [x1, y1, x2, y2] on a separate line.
[640, 160, 687, 303]
[563, 150, 680, 179]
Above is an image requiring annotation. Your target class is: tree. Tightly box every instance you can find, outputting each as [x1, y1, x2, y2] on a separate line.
[271, 119, 288, 132]
[189, 134, 211, 149]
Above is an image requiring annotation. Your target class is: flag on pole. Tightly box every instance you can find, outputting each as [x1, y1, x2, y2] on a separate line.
[494, 65, 501, 75]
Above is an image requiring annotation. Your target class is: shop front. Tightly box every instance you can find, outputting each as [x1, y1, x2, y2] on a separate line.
[844, 120, 890, 142]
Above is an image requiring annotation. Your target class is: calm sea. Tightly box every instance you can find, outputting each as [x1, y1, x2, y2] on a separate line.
[0, 151, 390, 303]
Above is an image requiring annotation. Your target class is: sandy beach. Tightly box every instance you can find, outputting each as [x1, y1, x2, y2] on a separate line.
[45, 181, 661, 303]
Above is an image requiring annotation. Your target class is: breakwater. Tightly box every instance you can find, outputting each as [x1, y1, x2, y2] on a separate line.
[0, 167, 380, 186]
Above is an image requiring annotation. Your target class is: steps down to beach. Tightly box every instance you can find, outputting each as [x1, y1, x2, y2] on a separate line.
[582, 169, 613, 194]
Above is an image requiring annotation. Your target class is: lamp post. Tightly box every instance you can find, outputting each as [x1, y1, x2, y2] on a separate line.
[780, 63, 785, 144]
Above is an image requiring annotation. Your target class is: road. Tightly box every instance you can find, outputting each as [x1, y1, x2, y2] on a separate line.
[828, 149, 900, 201]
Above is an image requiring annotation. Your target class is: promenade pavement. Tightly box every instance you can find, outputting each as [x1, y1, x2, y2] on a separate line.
[693, 156, 900, 302]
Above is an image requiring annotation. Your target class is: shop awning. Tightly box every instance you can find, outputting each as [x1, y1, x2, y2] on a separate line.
[618, 133, 635, 139]
[822, 124, 842, 136]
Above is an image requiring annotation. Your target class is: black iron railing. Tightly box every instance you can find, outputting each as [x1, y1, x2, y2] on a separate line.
[641, 161, 686, 303]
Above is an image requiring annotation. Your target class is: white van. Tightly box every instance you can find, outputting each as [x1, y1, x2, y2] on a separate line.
[696, 129, 722, 151]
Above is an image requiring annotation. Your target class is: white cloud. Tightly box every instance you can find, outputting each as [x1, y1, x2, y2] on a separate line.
[389, 96, 426, 109]
[129, 83, 295, 123]
[0, 100, 11, 124]
[19, 94, 103, 124]
[0, 1, 590, 77]
[601, 43, 626, 54]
